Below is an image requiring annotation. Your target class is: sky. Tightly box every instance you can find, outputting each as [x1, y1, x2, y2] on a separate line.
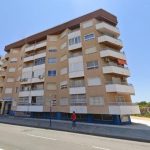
[0, 0, 150, 102]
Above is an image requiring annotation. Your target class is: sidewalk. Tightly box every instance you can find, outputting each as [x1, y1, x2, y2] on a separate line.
[0, 116, 150, 142]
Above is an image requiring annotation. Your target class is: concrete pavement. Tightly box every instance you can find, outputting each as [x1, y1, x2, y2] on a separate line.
[0, 116, 150, 142]
[0, 123, 150, 150]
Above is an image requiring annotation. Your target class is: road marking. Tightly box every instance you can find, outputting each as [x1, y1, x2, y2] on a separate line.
[25, 133, 57, 141]
[92, 145, 110, 150]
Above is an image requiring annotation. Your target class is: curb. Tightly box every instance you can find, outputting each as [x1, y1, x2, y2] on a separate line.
[0, 119, 150, 143]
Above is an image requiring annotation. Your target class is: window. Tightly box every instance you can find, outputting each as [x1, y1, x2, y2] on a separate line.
[60, 55, 67, 62]
[5, 88, 12, 94]
[48, 48, 57, 52]
[87, 60, 99, 69]
[70, 79, 84, 87]
[84, 33, 95, 41]
[31, 96, 43, 105]
[48, 70, 56, 77]
[47, 83, 57, 90]
[16, 87, 19, 93]
[87, 77, 101, 86]
[89, 96, 104, 106]
[70, 94, 86, 105]
[60, 98, 68, 106]
[7, 78, 14, 82]
[60, 81, 67, 89]
[82, 20, 93, 28]
[9, 67, 16, 72]
[69, 36, 81, 45]
[60, 67, 67, 75]
[60, 42, 67, 49]
[48, 58, 57, 64]
[85, 47, 97, 54]
[34, 57, 45, 66]
[69, 62, 84, 72]
[18, 97, 29, 105]
[10, 58, 17, 63]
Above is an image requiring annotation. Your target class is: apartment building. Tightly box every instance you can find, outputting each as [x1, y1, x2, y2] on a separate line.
[2, 9, 140, 124]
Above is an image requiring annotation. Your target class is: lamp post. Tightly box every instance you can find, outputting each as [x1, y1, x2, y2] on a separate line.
[49, 100, 52, 127]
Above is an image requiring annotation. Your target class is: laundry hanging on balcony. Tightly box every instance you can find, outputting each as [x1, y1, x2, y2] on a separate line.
[117, 59, 127, 65]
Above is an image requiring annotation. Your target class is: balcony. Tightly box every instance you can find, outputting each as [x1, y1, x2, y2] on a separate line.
[100, 49, 126, 60]
[31, 76, 45, 83]
[23, 52, 46, 63]
[5, 53, 9, 59]
[19, 89, 44, 97]
[108, 102, 140, 115]
[98, 35, 123, 49]
[96, 22, 120, 37]
[23, 55, 34, 62]
[70, 99, 87, 106]
[103, 65, 130, 76]
[30, 89, 44, 96]
[25, 41, 47, 52]
[19, 90, 30, 97]
[16, 105, 43, 112]
[105, 83, 135, 94]
[69, 87, 86, 94]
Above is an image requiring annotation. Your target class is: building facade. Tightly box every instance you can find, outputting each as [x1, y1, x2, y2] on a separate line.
[1, 9, 140, 124]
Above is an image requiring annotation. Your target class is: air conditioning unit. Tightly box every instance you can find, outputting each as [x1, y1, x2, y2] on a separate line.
[20, 78, 24, 82]
[39, 75, 44, 79]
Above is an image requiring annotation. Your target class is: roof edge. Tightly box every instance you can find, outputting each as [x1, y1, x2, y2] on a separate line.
[5, 9, 117, 52]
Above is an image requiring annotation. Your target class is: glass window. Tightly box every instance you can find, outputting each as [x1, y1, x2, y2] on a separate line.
[34, 57, 45, 66]
[48, 58, 57, 64]
[48, 70, 56, 77]
[48, 48, 57, 52]
[87, 60, 99, 69]
[68, 36, 81, 45]
[84, 33, 95, 41]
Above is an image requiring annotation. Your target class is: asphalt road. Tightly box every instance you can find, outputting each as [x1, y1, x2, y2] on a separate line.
[0, 123, 149, 150]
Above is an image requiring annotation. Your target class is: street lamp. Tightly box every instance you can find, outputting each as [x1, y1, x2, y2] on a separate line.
[49, 99, 56, 127]
[49, 100, 52, 127]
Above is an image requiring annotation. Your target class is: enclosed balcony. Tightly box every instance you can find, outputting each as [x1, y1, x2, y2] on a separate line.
[68, 30, 82, 51]
[25, 40, 47, 52]
[108, 102, 140, 115]
[23, 52, 46, 63]
[69, 55, 84, 78]
[105, 82, 135, 95]
[98, 35, 123, 49]
[96, 22, 120, 37]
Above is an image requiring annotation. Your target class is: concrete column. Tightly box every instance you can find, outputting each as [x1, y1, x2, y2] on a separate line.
[0, 101, 5, 115]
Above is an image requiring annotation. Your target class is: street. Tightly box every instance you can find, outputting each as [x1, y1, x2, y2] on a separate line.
[0, 123, 149, 150]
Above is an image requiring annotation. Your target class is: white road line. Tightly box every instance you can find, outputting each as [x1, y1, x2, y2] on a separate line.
[92, 145, 111, 150]
[25, 133, 57, 141]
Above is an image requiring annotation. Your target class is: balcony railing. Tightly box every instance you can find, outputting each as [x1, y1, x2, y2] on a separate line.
[70, 99, 87, 106]
[108, 102, 137, 106]
[104, 63, 128, 69]
[106, 80, 132, 86]
[69, 52, 82, 58]
[70, 82, 85, 87]
[18, 102, 43, 106]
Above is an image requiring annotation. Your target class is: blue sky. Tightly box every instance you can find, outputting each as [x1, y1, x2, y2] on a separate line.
[0, 0, 150, 102]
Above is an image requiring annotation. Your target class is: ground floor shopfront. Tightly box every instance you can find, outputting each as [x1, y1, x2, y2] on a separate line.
[13, 111, 131, 125]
